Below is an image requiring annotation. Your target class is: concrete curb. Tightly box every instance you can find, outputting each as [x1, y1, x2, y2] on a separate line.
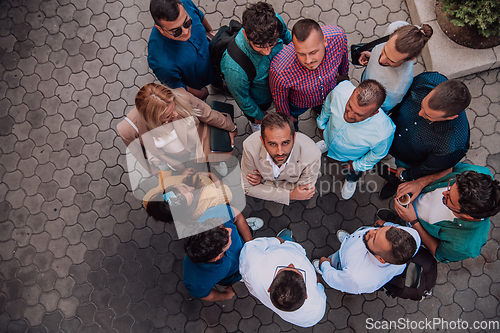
[407, 0, 500, 78]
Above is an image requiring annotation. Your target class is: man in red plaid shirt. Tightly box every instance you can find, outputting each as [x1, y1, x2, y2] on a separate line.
[270, 19, 349, 131]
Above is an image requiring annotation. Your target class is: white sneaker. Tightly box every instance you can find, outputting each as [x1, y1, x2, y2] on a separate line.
[336, 229, 350, 243]
[246, 217, 264, 231]
[316, 140, 328, 154]
[212, 162, 228, 177]
[251, 123, 261, 132]
[341, 180, 357, 200]
[312, 259, 322, 275]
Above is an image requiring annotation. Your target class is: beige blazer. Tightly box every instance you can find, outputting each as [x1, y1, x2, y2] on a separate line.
[117, 87, 235, 172]
[241, 131, 321, 205]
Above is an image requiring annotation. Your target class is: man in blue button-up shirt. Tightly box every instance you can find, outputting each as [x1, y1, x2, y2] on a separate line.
[148, 0, 216, 100]
[316, 79, 395, 199]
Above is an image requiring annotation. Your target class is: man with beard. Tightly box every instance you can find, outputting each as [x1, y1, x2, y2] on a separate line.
[269, 19, 348, 131]
[358, 21, 433, 113]
[312, 224, 420, 294]
[241, 112, 321, 205]
[315, 79, 395, 200]
[379, 163, 500, 263]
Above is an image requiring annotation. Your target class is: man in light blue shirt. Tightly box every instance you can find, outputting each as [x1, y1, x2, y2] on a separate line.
[221, 2, 291, 132]
[316, 79, 395, 199]
[313, 223, 420, 294]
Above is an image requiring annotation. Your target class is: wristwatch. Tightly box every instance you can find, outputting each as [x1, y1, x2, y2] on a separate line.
[230, 125, 237, 133]
[406, 219, 419, 228]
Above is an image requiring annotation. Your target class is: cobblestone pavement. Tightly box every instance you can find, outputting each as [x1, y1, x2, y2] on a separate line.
[1, 0, 500, 332]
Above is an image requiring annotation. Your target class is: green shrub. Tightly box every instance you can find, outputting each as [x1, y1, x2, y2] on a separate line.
[441, 0, 500, 37]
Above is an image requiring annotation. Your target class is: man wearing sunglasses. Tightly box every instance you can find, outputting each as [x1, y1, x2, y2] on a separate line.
[149, 0, 218, 100]
[312, 224, 420, 294]
[239, 229, 327, 327]
[376, 72, 471, 199]
[379, 163, 500, 262]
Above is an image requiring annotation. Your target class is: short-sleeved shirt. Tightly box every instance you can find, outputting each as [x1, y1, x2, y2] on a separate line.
[147, 0, 214, 90]
[183, 208, 243, 298]
[416, 163, 492, 262]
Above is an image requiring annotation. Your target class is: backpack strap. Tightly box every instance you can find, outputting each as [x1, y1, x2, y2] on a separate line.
[227, 38, 256, 82]
[357, 35, 390, 53]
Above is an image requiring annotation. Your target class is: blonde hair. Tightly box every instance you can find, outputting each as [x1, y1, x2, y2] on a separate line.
[135, 83, 194, 130]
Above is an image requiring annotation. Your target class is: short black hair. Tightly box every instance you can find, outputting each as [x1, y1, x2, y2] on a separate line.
[456, 171, 500, 219]
[269, 269, 306, 311]
[242, 2, 279, 47]
[385, 227, 417, 265]
[292, 19, 323, 42]
[261, 112, 295, 140]
[150, 0, 182, 25]
[184, 221, 230, 263]
[356, 79, 387, 109]
[428, 79, 471, 117]
[145, 190, 178, 224]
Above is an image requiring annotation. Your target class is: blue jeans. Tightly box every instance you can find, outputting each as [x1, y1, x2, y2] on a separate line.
[289, 103, 323, 130]
[280, 235, 293, 242]
[342, 163, 363, 182]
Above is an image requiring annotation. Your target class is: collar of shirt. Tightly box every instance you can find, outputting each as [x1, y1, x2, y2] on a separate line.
[266, 147, 294, 178]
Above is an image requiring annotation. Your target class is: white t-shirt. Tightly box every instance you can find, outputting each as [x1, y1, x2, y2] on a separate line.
[413, 188, 456, 224]
[153, 129, 186, 154]
[361, 21, 414, 112]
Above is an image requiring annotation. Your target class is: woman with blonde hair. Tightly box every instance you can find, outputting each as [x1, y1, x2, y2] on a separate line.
[117, 83, 237, 174]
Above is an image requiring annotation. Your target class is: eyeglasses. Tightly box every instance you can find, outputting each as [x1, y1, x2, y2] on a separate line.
[167, 16, 192, 37]
[444, 178, 461, 214]
[273, 265, 306, 285]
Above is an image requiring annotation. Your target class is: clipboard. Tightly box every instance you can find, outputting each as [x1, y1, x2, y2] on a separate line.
[210, 101, 235, 153]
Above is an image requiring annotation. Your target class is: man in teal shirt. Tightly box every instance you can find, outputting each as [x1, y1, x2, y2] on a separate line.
[221, 2, 291, 132]
[379, 163, 500, 262]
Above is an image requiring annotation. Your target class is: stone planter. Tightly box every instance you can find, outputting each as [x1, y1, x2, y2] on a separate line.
[406, 0, 500, 79]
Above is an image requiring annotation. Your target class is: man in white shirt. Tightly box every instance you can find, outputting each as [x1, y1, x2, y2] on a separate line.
[239, 229, 327, 327]
[241, 112, 321, 205]
[313, 224, 420, 294]
[358, 21, 433, 112]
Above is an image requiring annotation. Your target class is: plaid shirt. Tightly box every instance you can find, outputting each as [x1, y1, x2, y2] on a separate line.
[270, 26, 349, 116]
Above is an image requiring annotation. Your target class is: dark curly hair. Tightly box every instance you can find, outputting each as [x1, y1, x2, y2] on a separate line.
[184, 220, 229, 263]
[455, 171, 500, 220]
[242, 2, 279, 47]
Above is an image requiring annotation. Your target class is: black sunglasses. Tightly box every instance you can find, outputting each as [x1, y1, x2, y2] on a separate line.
[169, 16, 192, 37]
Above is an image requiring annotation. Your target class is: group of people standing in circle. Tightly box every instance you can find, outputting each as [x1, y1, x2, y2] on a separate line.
[115, 0, 500, 327]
